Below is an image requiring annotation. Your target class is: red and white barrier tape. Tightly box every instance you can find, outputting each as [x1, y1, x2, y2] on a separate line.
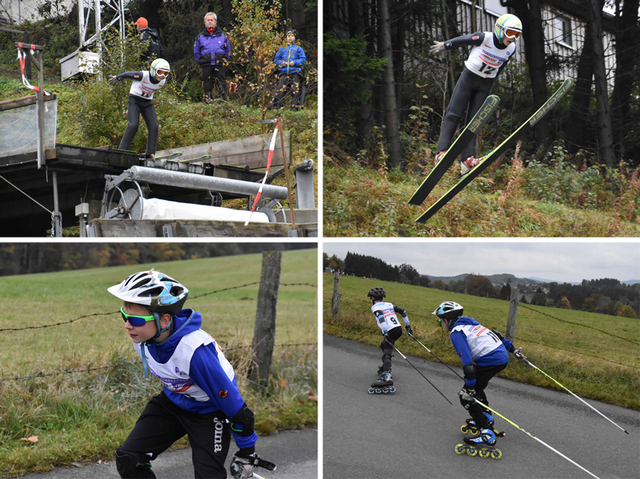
[17, 44, 51, 96]
[245, 119, 280, 226]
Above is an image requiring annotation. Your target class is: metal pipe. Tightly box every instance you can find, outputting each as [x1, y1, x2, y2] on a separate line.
[128, 166, 289, 200]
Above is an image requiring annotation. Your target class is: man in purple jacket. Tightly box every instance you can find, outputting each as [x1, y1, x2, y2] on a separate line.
[194, 12, 231, 103]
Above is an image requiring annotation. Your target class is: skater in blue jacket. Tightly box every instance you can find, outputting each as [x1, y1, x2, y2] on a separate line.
[433, 301, 526, 449]
[108, 269, 267, 478]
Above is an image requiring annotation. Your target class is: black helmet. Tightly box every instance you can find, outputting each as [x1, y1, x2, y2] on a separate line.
[367, 286, 386, 300]
[432, 301, 463, 328]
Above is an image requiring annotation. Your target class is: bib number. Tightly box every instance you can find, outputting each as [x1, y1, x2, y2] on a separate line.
[479, 63, 497, 75]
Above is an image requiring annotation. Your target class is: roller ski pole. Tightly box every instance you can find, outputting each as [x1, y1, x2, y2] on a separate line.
[406, 331, 464, 380]
[521, 357, 629, 435]
[463, 393, 601, 479]
[385, 338, 453, 405]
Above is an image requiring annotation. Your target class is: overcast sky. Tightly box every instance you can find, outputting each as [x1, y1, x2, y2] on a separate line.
[323, 241, 640, 283]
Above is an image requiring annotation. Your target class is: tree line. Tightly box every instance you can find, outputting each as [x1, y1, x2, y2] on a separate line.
[0, 244, 314, 276]
[324, 252, 639, 318]
[324, 0, 639, 168]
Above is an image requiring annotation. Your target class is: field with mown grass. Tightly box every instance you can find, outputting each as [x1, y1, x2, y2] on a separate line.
[323, 274, 640, 410]
[323, 149, 640, 237]
[0, 250, 317, 477]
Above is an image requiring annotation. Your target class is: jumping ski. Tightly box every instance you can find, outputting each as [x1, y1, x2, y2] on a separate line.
[408, 94, 500, 205]
[178, 154, 212, 163]
[415, 78, 573, 223]
[151, 152, 182, 160]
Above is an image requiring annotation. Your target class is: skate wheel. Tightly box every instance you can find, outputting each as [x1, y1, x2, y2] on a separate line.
[461, 425, 469, 434]
[368, 388, 375, 394]
[479, 449, 490, 459]
[382, 387, 389, 393]
[374, 388, 382, 394]
[466, 446, 477, 457]
[490, 449, 502, 460]
[469, 426, 478, 436]
[454, 444, 466, 455]
[389, 386, 396, 393]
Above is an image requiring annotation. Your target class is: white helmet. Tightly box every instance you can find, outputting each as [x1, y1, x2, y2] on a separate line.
[494, 14, 522, 42]
[432, 301, 464, 328]
[108, 269, 188, 315]
[150, 58, 170, 79]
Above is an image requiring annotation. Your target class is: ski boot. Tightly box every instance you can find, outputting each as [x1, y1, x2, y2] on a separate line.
[455, 428, 503, 460]
[460, 156, 483, 175]
[461, 412, 495, 436]
[368, 371, 395, 394]
[434, 150, 447, 165]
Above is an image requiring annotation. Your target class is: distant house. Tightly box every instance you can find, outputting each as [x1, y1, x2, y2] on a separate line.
[1, 0, 74, 26]
[327, 0, 617, 85]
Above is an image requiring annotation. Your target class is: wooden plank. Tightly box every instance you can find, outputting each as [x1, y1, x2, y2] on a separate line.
[155, 131, 291, 170]
[0, 94, 56, 111]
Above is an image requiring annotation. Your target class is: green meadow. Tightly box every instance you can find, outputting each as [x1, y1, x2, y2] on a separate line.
[0, 250, 317, 476]
[324, 274, 640, 410]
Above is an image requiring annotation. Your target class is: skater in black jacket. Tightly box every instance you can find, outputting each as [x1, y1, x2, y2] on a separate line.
[367, 286, 413, 393]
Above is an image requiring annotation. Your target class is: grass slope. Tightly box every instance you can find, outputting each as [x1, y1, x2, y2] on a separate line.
[0, 250, 317, 476]
[323, 274, 640, 410]
[323, 159, 640, 237]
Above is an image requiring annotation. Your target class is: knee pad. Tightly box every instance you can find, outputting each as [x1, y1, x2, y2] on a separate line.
[116, 448, 156, 479]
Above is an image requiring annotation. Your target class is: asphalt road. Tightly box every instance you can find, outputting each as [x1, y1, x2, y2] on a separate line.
[323, 334, 640, 479]
[22, 427, 316, 479]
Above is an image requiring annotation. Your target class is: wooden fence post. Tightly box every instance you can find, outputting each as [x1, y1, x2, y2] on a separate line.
[506, 285, 519, 342]
[331, 271, 341, 319]
[250, 251, 282, 388]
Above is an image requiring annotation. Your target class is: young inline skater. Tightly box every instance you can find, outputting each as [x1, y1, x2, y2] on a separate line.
[109, 58, 170, 157]
[367, 286, 413, 393]
[108, 269, 268, 479]
[432, 301, 526, 450]
[430, 14, 522, 174]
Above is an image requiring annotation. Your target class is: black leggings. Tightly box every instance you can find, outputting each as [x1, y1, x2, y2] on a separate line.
[119, 95, 159, 156]
[437, 67, 495, 160]
[116, 392, 231, 478]
[459, 362, 508, 428]
[380, 326, 403, 371]
[202, 64, 227, 100]
[271, 72, 303, 110]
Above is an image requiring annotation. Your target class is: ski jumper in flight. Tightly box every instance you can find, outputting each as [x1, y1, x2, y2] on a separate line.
[430, 14, 522, 174]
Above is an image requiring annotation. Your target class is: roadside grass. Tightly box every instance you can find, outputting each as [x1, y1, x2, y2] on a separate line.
[0, 250, 317, 477]
[323, 156, 640, 237]
[323, 274, 640, 409]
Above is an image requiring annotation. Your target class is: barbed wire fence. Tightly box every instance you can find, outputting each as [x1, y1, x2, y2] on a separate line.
[324, 275, 640, 370]
[0, 280, 317, 383]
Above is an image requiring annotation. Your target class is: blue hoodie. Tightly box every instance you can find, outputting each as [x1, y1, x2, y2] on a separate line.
[449, 316, 512, 387]
[143, 308, 257, 449]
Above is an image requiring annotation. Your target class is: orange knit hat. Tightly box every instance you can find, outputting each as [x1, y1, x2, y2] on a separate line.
[135, 17, 148, 28]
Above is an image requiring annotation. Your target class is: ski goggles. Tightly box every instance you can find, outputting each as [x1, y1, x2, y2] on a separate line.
[156, 70, 170, 79]
[121, 306, 156, 327]
[504, 29, 521, 40]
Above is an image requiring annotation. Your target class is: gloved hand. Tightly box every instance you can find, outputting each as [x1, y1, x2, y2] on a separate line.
[459, 385, 476, 401]
[430, 41, 445, 55]
[382, 329, 388, 338]
[230, 452, 256, 479]
[108, 75, 120, 85]
[513, 347, 528, 363]
[405, 325, 413, 335]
